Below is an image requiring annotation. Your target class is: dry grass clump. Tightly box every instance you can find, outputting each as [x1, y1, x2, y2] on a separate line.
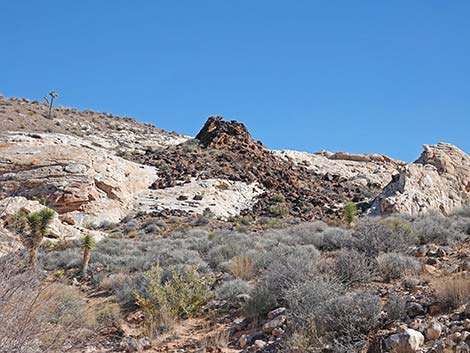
[0, 256, 94, 353]
[229, 255, 256, 280]
[432, 273, 470, 310]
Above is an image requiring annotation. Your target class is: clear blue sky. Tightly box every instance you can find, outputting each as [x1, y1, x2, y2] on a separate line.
[2, 1, 469, 161]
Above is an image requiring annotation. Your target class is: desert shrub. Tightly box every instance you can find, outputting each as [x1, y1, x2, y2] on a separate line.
[377, 252, 421, 282]
[144, 223, 159, 234]
[353, 217, 417, 256]
[269, 204, 289, 217]
[319, 227, 353, 251]
[207, 242, 243, 269]
[258, 216, 286, 229]
[333, 249, 375, 286]
[95, 302, 121, 326]
[215, 279, 251, 304]
[432, 273, 470, 310]
[286, 276, 345, 325]
[41, 247, 81, 270]
[229, 255, 256, 280]
[242, 284, 277, 321]
[0, 256, 93, 352]
[383, 293, 408, 324]
[449, 205, 470, 218]
[271, 193, 286, 203]
[286, 289, 381, 353]
[413, 211, 465, 245]
[99, 272, 146, 305]
[284, 221, 328, 247]
[193, 215, 209, 226]
[135, 264, 211, 336]
[124, 219, 138, 233]
[260, 245, 320, 301]
[317, 293, 382, 351]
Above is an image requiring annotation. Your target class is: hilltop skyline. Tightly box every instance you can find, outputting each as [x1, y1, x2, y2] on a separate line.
[2, 1, 470, 161]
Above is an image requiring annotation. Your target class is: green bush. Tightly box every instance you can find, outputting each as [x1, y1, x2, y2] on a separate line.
[135, 264, 211, 335]
[269, 204, 289, 217]
[271, 193, 286, 203]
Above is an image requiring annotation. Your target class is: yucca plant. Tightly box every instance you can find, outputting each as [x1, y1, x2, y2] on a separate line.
[44, 90, 58, 119]
[343, 201, 357, 227]
[81, 234, 95, 275]
[19, 208, 55, 269]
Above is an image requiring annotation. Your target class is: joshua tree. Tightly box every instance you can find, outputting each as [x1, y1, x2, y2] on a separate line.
[19, 208, 55, 269]
[344, 201, 358, 227]
[43, 90, 58, 119]
[81, 234, 95, 275]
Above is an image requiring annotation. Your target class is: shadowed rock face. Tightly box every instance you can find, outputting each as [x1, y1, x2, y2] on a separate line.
[370, 143, 470, 215]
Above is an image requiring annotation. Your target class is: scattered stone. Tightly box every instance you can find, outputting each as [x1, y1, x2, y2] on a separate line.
[263, 315, 287, 333]
[254, 340, 267, 350]
[239, 335, 249, 348]
[268, 307, 287, 319]
[407, 302, 425, 318]
[385, 328, 424, 353]
[425, 321, 443, 341]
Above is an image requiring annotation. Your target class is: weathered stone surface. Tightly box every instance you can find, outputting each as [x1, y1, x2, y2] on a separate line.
[385, 328, 424, 353]
[0, 132, 157, 226]
[0, 197, 105, 254]
[273, 149, 402, 189]
[370, 143, 470, 215]
[425, 321, 443, 341]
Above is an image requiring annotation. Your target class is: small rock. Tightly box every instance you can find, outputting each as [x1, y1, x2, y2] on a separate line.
[139, 337, 151, 350]
[385, 328, 424, 353]
[268, 307, 287, 319]
[272, 327, 285, 337]
[125, 338, 140, 353]
[407, 302, 425, 318]
[254, 340, 267, 350]
[239, 335, 249, 348]
[233, 317, 249, 331]
[425, 322, 443, 341]
[263, 315, 287, 333]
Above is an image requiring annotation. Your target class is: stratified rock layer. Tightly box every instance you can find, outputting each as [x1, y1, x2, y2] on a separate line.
[0, 132, 157, 225]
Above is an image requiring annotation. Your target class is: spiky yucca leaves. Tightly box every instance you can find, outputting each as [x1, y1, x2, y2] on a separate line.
[343, 201, 358, 227]
[81, 234, 95, 276]
[19, 208, 55, 269]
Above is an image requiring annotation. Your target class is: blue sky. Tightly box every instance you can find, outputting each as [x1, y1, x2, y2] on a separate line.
[1, 1, 469, 161]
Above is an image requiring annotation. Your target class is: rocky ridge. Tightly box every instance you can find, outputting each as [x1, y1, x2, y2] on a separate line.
[370, 143, 470, 215]
[132, 116, 374, 221]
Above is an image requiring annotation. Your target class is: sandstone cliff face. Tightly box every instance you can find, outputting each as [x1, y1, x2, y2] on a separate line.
[0, 132, 157, 226]
[369, 143, 470, 215]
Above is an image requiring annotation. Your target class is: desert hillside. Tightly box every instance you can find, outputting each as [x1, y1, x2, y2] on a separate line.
[1, 96, 470, 353]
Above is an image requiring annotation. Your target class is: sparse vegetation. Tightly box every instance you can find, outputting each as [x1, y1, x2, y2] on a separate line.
[134, 264, 211, 336]
[16, 208, 55, 269]
[343, 201, 357, 226]
[432, 273, 470, 310]
[44, 90, 58, 119]
[81, 234, 95, 275]
[377, 252, 421, 282]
